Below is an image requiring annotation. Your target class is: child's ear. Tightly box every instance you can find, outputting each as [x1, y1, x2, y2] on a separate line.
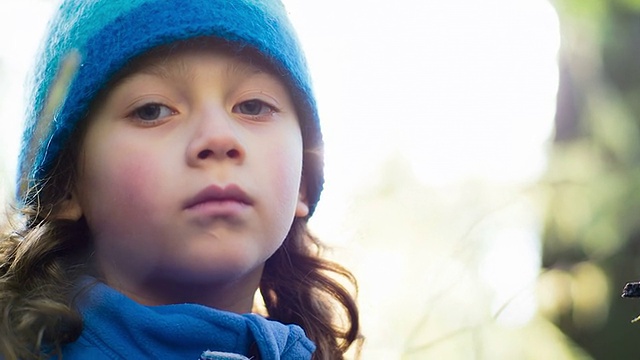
[295, 178, 310, 218]
[56, 191, 83, 221]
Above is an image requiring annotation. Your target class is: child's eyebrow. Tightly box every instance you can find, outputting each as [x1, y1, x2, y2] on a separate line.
[137, 59, 196, 82]
[226, 60, 268, 78]
[134, 56, 269, 82]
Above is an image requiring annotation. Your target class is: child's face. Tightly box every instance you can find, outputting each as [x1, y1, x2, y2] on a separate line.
[67, 46, 309, 309]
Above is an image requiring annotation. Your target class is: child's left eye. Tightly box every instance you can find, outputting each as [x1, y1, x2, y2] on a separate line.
[130, 103, 175, 122]
[233, 100, 276, 117]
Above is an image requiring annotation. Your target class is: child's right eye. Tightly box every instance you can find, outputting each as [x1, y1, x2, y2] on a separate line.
[130, 103, 176, 123]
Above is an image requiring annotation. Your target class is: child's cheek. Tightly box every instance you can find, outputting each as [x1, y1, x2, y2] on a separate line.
[86, 145, 164, 228]
[112, 156, 156, 204]
[270, 143, 304, 207]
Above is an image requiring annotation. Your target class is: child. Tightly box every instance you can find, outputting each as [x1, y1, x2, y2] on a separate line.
[0, 0, 359, 359]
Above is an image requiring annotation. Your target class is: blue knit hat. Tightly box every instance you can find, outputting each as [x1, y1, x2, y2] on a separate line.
[17, 0, 324, 215]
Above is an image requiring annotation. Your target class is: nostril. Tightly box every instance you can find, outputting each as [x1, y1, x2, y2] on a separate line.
[196, 149, 241, 159]
[197, 149, 213, 159]
[227, 149, 240, 158]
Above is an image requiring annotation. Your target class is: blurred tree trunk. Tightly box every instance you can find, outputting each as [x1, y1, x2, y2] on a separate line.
[544, 0, 640, 358]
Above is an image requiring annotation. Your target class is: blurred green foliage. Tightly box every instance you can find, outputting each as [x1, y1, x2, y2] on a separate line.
[544, 0, 640, 357]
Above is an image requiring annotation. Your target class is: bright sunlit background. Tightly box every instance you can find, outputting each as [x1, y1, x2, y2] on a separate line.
[0, 0, 578, 358]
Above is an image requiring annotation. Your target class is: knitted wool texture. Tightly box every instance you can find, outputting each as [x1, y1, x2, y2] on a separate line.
[18, 0, 324, 215]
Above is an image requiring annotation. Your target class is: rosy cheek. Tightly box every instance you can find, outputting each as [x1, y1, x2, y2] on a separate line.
[113, 155, 157, 201]
[271, 142, 304, 202]
[82, 146, 161, 229]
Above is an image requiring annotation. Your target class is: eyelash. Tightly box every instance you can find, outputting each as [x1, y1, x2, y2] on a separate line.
[126, 99, 279, 125]
[233, 99, 279, 120]
[127, 102, 176, 125]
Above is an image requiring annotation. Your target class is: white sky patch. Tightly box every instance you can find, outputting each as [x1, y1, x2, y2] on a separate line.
[480, 227, 542, 327]
[285, 0, 559, 191]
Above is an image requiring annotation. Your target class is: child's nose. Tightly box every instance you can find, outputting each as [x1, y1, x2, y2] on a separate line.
[186, 108, 245, 166]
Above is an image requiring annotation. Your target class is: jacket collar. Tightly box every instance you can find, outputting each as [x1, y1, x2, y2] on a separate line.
[65, 279, 315, 359]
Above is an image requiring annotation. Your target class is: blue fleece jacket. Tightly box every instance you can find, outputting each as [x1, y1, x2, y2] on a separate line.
[55, 281, 315, 359]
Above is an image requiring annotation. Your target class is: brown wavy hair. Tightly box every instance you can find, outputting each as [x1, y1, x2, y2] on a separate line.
[0, 134, 360, 360]
[0, 41, 360, 360]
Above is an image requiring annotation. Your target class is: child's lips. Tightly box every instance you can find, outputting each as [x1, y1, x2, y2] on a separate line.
[184, 184, 253, 216]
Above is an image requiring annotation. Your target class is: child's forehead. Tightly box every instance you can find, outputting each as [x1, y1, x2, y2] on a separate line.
[137, 52, 266, 81]
[113, 39, 278, 85]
